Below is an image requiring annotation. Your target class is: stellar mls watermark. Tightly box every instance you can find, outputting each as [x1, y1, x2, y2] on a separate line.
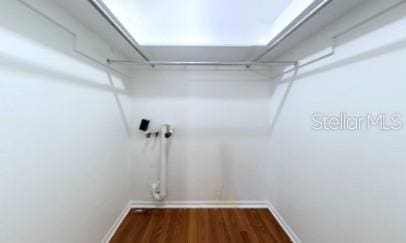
[311, 113, 403, 131]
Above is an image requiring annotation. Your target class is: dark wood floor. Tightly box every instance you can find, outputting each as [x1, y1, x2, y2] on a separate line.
[110, 208, 292, 243]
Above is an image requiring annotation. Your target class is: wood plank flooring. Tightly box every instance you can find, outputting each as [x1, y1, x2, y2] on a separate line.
[110, 208, 292, 243]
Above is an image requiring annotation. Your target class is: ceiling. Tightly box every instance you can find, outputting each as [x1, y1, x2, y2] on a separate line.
[55, 0, 368, 63]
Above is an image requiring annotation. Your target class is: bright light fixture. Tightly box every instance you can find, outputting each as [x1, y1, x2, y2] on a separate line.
[101, 0, 318, 46]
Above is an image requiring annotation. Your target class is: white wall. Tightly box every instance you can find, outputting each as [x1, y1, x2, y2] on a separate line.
[3, 0, 406, 242]
[129, 69, 274, 202]
[266, 0, 406, 242]
[0, 1, 132, 242]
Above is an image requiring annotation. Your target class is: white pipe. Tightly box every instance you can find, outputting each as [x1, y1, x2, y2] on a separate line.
[152, 124, 173, 200]
[159, 124, 168, 199]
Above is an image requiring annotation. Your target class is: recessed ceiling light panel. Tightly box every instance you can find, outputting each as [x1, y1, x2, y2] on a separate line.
[100, 0, 319, 46]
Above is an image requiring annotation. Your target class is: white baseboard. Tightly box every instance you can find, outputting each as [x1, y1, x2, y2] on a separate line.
[101, 201, 132, 243]
[130, 200, 269, 208]
[102, 200, 300, 243]
[266, 202, 302, 243]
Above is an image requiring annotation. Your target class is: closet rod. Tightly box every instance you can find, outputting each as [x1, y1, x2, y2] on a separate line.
[88, 0, 326, 66]
[107, 59, 297, 67]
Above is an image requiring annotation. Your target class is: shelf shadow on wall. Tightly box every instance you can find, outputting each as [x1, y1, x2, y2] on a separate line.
[217, 144, 239, 201]
[275, 1, 406, 84]
[257, 2, 406, 138]
[0, 53, 128, 95]
[1, 0, 133, 137]
[279, 38, 406, 84]
[107, 73, 131, 137]
[0, 23, 133, 137]
[0, 46, 132, 137]
[268, 67, 299, 138]
[262, 35, 406, 139]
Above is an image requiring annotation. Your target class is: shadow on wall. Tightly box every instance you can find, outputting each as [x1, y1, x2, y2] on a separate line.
[0, 0, 132, 137]
[216, 144, 236, 200]
[107, 73, 131, 136]
[268, 68, 299, 138]
[275, 1, 406, 84]
[283, 38, 406, 83]
[256, 1, 406, 138]
[131, 70, 275, 99]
